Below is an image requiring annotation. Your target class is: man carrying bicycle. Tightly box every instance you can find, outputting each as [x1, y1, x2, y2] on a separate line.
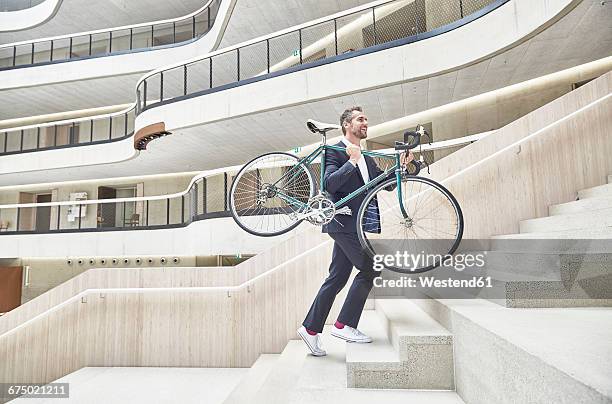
[297, 106, 414, 356]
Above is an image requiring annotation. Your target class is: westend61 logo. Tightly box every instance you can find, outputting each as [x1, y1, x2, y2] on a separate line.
[372, 251, 487, 272]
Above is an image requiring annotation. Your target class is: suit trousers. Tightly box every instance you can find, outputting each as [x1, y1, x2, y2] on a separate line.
[302, 232, 379, 333]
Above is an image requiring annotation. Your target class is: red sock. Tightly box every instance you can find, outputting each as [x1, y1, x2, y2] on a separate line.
[306, 328, 317, 336]
[335, 320, 345, 329]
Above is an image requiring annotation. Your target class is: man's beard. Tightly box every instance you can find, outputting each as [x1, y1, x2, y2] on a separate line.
[353, 127, 367, 139]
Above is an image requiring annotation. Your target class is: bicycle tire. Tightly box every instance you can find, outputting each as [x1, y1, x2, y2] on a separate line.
[356, 176, 463, 274]
[229, 152, 316, 237]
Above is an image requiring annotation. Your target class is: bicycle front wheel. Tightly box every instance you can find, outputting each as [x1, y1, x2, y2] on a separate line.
[229, 152, 316, 237]
[356, 176, 463, 273]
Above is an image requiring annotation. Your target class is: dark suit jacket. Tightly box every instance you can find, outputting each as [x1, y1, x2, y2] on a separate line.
[322, 141, 395, 233]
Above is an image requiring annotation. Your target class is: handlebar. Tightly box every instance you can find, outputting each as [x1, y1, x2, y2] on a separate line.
[395, 124, 432, 176]
[394, 124, 429, 151]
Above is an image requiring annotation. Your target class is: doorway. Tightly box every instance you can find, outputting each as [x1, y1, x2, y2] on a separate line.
[35, 194, 52, 232]
[97, 186, 117, 227]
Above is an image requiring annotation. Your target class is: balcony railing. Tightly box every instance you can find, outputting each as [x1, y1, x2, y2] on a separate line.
[0, 0, 222, 69]
[0, 106, 135, 155]
[135, 0, 506, 114]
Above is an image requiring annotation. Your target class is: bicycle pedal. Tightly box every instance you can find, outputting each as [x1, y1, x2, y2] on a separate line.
[336, 206, 352, 216]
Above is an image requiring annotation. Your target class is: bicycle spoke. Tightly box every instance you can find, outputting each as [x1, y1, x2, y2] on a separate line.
[358, 176, 463, 274]
[230, 152, 315, 236]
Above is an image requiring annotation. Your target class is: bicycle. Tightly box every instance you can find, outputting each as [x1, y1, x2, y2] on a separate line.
[229, 120, 463, 273]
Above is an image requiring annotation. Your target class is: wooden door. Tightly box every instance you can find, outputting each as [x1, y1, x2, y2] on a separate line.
[0, 266, 22, 313]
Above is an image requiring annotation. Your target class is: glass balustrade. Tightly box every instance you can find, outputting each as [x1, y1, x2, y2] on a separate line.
[0, 108, 136, 155]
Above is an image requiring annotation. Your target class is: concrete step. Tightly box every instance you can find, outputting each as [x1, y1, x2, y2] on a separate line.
[481, 251, 612, 281]
[455, 256, 612, 308]
[251, 340, 309, 404]
[578, 182, 612, 199]
[484, 278, 612, 308]
[412, 298, 612, 404]
[519, 207, 612, 233]
[346, 301, 454, 389]
[291, 324, 465, 403]
[549, 197, 612, 216]
[436, 250, 612, 307]
[491, 229, 612, 253]
[223, 354, 280, 404]
[285, 387, 466, 404]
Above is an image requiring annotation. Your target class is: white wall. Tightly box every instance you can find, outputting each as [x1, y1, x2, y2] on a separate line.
[0, 215, 299, 258]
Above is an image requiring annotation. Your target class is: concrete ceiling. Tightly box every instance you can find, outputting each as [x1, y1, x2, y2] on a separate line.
[0, 0, 206, 44]
[0, 0, 611, 187]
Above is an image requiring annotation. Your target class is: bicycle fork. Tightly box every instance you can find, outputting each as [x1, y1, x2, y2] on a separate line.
[395, 153, 411, 221]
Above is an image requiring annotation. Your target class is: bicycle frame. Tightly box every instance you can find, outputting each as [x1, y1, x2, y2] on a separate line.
[271, 142, 409, 217]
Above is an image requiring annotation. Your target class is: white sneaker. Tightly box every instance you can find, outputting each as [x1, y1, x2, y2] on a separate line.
[297, 326, 327, 356]
[330, 325, 373, 343]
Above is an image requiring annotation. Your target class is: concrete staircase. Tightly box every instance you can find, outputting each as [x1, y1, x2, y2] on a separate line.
[228, 295, 611, 404]
[218, 177, 612, 402]
[225, 322, 465, 404]
[472, 176, 612, 307]
[495, 176, 612, 240]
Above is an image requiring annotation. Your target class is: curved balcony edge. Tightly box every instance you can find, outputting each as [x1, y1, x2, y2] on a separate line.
[0, 0, 227, 71]
[0, 0, 60, 32]
[134, 0, 511, 117]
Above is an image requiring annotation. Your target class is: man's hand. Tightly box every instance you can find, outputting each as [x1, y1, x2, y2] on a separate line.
[346, 144, 362, 164]
[400, 150, 415, 166]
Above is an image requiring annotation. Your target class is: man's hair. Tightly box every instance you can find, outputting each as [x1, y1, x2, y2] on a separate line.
[340, 106, 363, 135]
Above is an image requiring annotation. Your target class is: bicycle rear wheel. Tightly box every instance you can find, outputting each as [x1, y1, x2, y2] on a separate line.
[229, 152, 316, 237]
[356, 176, 463, 273]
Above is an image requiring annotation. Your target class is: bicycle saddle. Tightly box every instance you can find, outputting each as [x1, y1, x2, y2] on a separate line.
[307, 119, 341, 134]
